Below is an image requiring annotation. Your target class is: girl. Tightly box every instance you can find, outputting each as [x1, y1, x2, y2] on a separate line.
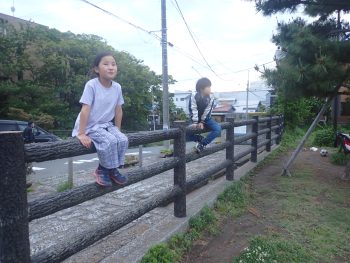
[72, 51, 128, 187]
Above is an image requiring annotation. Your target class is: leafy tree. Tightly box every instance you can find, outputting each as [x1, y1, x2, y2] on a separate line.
[0, 21, 167, 131]
[250, 0, 350, 178]
[250, 0, 350, 127]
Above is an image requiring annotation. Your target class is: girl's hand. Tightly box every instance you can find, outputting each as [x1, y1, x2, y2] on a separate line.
[197, 123, 204, 130]
[78, 134, 92, 148]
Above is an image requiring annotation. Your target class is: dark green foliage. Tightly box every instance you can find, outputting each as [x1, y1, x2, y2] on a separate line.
[0, 22, 172, 131]
[140, 243, 178, 263]
[312, 127, 335, 147]
[330, 152, 348, 165]
[270, 96, 324, 127]
[249, 0, 350, 128]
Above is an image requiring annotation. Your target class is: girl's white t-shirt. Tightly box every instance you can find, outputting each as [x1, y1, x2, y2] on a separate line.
[72, 78, 124, 136]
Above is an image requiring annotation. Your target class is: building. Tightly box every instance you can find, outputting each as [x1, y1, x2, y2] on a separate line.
[173, 91, 192, 114]
[265, 91, 277, 109]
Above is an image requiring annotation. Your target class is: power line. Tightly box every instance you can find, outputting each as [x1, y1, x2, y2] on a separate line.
[171, 0, 223, 78]
[80, 0, 277, 83]
[175, 60, 275, 82]
[79, 0, 210, 69]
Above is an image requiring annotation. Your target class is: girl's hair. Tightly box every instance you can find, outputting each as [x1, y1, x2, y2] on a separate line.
[196, 77, 211, 92]
[90, 51, 116, 77]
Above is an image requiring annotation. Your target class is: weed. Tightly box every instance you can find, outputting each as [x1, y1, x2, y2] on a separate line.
[56, 181, 73, 192]
[140, 243, 178, 263]
[233, 236, 311, 263]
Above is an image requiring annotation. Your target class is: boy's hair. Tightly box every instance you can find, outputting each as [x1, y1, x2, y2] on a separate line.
[28, 121, 33, 126]
[196, 77, 211, 92]
[91, 51, 116, 77]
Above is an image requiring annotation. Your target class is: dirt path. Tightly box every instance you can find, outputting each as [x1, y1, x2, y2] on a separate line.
[182, 150, 350, 263]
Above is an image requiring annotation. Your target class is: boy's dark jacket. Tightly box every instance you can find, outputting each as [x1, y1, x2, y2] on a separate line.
[189, 92, 215, 124]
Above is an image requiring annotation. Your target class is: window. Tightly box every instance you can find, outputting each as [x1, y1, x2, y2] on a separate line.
[18, 124, 27, 131]
[180, 98, 185, 101]
[176, 98, 178, 101]
[0, 123, 18, 131]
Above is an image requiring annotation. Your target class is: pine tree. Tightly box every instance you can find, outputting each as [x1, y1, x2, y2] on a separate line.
[249, 0, 350, 179]
[249, 0, 350, 98]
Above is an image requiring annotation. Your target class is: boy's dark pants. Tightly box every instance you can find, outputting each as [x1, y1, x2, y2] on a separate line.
[187, 118, 221, 146]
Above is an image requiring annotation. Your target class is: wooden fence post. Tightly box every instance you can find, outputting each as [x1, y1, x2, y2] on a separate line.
[251, 116, 259, 162]
[266, 115, 272, 152]
[173, 122, 186, 218]
[0, 132, 31, 263]
[225, 117, 235, 181]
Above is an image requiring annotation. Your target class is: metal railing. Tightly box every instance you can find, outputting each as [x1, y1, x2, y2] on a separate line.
[0, 115, 284, 263]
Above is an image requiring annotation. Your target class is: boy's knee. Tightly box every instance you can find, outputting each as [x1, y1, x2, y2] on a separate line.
[215, 127, 221, 137]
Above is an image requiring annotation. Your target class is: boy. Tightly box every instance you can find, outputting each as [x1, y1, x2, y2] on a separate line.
[23, 121, 35, 143]
[188, 77, 221, 153]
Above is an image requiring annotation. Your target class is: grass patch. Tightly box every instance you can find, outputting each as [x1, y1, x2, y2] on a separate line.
[160, 149, 174, 155]
[56, 181, 73, 192]
[141, 128, 303, 263]
[330, 152, 348, 166]
[233, 236, 311, 263]
[233, 161, 350, 262]
[141, 180, 249, 263]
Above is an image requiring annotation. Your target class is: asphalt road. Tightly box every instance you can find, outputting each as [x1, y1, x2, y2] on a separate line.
[30, 143, 197, 182]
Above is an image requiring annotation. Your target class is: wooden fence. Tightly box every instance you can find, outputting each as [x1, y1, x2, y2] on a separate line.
[0, 115, 284, 263]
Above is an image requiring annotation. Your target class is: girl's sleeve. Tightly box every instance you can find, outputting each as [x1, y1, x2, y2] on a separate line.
[79, 83, 94, 106]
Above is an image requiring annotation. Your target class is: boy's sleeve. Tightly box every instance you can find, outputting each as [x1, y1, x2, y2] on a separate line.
[117, 85, 124, 106]
[201, 96, 215, 122]
[79, 83, 94, 106]
[190, 94, 199, 123]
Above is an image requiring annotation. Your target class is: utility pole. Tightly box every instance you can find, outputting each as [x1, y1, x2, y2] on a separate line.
[161, 0, 170, 149]
[245, 70, 250, 120]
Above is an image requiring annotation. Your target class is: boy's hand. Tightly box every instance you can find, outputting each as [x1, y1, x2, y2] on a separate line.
[198, 123, 204, 129]
[77, 134, 92, 148]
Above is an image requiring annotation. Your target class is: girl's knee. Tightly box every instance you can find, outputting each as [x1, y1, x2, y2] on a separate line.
[120, 134, 128, 144]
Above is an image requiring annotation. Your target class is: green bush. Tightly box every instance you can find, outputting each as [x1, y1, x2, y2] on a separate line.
[312, 127, 335, 147]
[330, 152, 348, 166]
[140, 243, 178, 263]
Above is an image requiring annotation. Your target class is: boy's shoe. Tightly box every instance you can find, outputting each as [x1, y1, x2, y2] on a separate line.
[110, 169, 128, 185]
[94, 167, 112, 187]
[195, 142, 205, 153]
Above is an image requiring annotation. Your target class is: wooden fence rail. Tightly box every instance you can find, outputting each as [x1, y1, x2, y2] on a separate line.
[0, 115, 284, 263]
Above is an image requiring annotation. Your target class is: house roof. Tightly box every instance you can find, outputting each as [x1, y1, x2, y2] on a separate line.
[213, 104, 234, 113]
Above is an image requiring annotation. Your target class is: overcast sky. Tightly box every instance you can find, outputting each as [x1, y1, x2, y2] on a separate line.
[0, 0, 303, 92]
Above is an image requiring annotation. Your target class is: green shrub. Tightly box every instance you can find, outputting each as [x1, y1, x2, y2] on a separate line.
[312, 127, 335, 147]
[188, 206, 216, 233]
[140, 243, 178, 263]
[216, 180, 248, 216]
[330, 152, 348, 166]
